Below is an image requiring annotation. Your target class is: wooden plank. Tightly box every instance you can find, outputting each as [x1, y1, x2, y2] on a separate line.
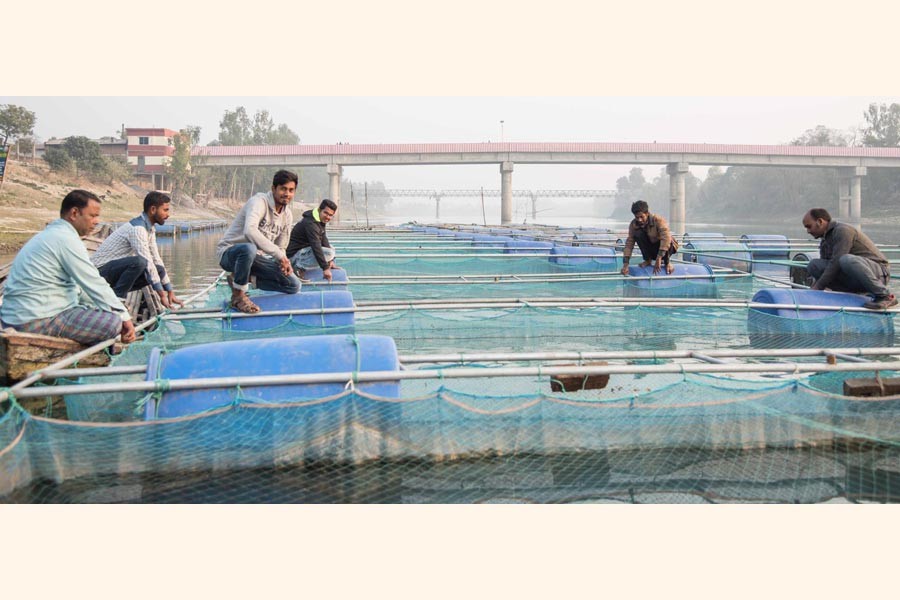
[843, 377, 900, 397]
[0, 328, 122, 384]
[550, 362, 610, 392]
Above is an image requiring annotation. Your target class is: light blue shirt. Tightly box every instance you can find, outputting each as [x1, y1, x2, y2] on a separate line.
[0, 219, 129, 326]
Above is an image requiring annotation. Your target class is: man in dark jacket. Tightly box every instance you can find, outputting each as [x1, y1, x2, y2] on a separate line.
[802, 208, 896, 310]
[620, 200, 678, 275]
[287, 199, 339, 282]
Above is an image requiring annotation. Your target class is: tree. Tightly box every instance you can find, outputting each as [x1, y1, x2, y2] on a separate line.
[862, 103, 900, 147]
[44, 147, 74, 172]
[791, 125, 851, 147]
[218, 107, 252, 145]
[168, 126, 201, 195]
[0, 104, 36, 146]
[62, 136, 105, 176]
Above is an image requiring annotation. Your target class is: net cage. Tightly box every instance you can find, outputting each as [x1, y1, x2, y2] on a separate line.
[2, 230, 899, 503]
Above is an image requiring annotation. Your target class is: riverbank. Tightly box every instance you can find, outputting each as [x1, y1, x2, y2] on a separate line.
[0, 160, 238, 256]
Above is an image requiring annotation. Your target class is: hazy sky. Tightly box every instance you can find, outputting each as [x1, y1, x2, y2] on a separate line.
[2, 96, 894, 190]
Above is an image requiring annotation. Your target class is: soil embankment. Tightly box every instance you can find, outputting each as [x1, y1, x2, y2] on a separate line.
[0, 160, 244, 256]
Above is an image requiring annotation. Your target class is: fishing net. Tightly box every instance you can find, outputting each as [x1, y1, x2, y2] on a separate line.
[2, 232, 898, 504]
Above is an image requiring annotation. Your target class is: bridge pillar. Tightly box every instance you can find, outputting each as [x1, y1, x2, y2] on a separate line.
[531, 192, 537, 222]
[849, 166, 866, 228]
[666, 162, 689, 236]
[500, 161, 514, 225]
[327, 164, 342, 207]
[435, 194, 442, 220]
[838, 177, 851, 220]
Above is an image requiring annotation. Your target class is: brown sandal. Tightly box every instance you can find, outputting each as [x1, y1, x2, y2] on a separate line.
[230, 294, 260, 314]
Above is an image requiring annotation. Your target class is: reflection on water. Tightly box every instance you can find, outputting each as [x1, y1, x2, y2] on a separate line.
[155, 231, 225, 297]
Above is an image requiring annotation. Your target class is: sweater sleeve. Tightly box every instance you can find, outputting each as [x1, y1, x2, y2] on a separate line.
[242, 196, 286, 259]
[817, 227, 854, 290]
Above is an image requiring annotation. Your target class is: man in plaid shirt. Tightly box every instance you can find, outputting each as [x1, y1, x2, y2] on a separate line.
[92, 191, 183, 309]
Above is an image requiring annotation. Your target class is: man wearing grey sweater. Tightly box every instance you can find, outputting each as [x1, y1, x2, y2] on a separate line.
[216, 170, 302, 313]
[802, 208, 896, 310]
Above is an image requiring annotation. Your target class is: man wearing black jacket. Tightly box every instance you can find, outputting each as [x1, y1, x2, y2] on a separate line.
[287, 199, 339, 282]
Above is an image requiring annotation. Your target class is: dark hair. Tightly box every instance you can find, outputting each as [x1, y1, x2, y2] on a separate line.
[143, 191, 171, 213]
[808, 208, 831, 222]
[631, 200, 649, 215]
[60, 189, 101, 216]
[319, 199, 338, 212]
[272, 169, 299, 188]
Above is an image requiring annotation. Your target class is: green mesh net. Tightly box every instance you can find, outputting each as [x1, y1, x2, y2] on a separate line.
[2, 234, 899, 503]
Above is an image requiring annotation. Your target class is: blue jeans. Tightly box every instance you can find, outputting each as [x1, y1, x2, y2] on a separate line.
[98, 256, 166, 298]
[220, 243, 301, 294]
[290, 246, 336, 271]
[808, 255, 891, 297]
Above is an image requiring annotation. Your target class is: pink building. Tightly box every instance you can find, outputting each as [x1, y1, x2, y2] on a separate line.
[126, 127, 177, 189]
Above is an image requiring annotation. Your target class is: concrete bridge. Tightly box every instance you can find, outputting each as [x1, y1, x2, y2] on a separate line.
[349, 188, 617, 220]
[192, 142, 900, 233]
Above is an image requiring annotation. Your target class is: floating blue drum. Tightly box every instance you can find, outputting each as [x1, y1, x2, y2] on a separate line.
[549, 245, 617, 272]
[223, 290, 354, 331]
[740, 234, 790, 260]
[748, 288, 895, 348]
[454, 232, 476, 240]
[624, 263, 718, 298]
[423, 227, 443, 235]
[681, 233, 725, 261]
[504, 240, 554, 254]
[436, 229, 457, 236]
[471, 234, 515, 248]
[143, 334, 401, 419]
[683, 241, 752, 272]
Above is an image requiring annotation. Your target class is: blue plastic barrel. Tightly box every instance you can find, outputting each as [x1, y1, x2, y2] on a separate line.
[748, 288, 895, 348]
[740, 234, 790, 259]
[550, 245, 617, 271]
[681, 233, 725, 261]
[454, 232, 476, 240]
[223, 290, 354, 331]
[423, 227, 442, 235]
[436, 229, 456, 236]
[624, 263, 718, 298]
[504, 240, 554, 254]
[683, 241, 752, 272]
[471, 234, 515, 247]
[143, 334, 400, 419]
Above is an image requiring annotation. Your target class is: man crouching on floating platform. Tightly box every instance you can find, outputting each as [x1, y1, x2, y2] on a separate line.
[216, 170, 302, 313]
[286, 199, 339, 282]
[0, 190, 137, 345]
[620, 200, 678, 276]
[802, 207, 897, 310]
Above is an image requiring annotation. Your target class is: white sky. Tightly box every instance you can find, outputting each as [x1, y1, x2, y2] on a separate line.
[2, 96, 894, 191]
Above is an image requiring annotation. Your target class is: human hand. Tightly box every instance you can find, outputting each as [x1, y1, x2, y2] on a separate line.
[157, 289, 172, 309]
[279, 256, 292, 276]
[168, 291, 184, 308]
[653, 258, 662, 274]
[620, 265, 630, 276]
[323, 268, 333, 282]
[120, 319, 137, 343]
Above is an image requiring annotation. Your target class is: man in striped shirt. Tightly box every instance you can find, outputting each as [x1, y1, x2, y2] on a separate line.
[92, 191, 183, 309]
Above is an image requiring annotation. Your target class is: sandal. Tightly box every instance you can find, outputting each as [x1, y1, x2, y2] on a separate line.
[230, 294, 260, 314]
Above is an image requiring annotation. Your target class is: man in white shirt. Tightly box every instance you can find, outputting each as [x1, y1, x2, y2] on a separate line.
[0, 190, 136, 345]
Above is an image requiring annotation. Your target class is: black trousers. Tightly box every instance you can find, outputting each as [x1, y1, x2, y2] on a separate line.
[98, 256, 166, 298]
[634, 229, 674, 266]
